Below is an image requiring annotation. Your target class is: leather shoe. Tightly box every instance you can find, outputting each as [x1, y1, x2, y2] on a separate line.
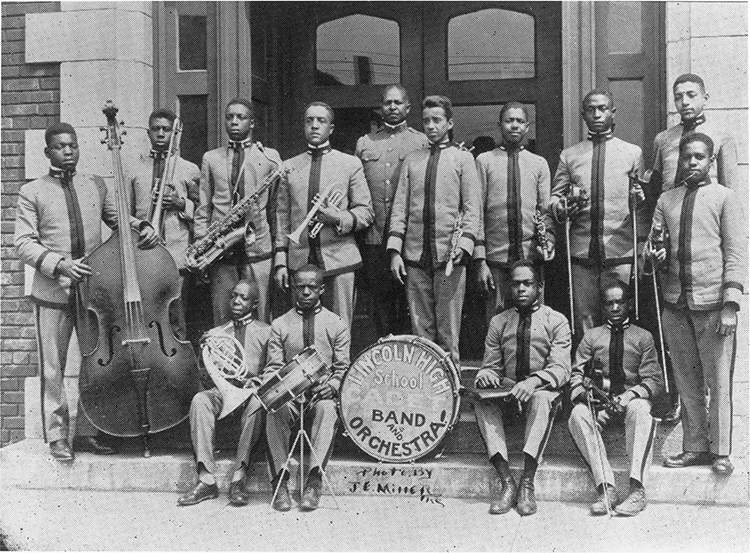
[299, 473, 322, 511]
[272, 483, 291, 512]
[49, 439, 74, 462]
[615, 488, 646, 516]
[489, 476, 517, 515]
[228, 479, 250, 506]
[74, 435, 118, 455]
[590, 484, 619, 516]
[663, 451, 712, 468]
[712, 456, 734, 476]
[663, 403, 681, 424]
[177, 481, 219, 506]
[515, 477, 537, 516]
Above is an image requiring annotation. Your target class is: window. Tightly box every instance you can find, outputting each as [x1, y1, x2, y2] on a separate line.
[448, 9, 535, 81]
[316, 15, 400, 86]
[177, 3, 207, 71]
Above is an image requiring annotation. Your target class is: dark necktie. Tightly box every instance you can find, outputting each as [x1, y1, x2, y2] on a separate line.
[230, 142, 247, 205]
[420, 144, 441, 268]
[588, 135, 607, 265]
[55, 169, 85, 260]
[676, 183, 700, 305]
[150, 150, 167, 185]
[515, 309, 532, 381]
[608, 324, 625, 395]
[303, 309, 315, 348]
[307, 149, 324, 265]
[507, 147, 524, 262]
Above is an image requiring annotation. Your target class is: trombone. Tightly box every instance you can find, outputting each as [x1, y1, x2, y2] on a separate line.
[148, 118, 183, 238]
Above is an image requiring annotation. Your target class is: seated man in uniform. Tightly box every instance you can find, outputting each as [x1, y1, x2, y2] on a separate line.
[266, 264, 350, 512]
[473, 260, 571, 516]
[568, 280, 663, 516]
[178, 280, 272, 507]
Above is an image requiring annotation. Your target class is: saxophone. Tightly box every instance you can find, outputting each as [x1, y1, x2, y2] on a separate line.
[186, 144, 282, 272]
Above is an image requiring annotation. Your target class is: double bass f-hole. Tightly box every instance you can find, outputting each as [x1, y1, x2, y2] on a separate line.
[97, 325, 121, 367]
[149, 320, 177, 357]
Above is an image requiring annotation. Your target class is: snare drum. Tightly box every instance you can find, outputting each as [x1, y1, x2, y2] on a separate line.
[258, 347, 331, 413]
[338, 335, 461, 463]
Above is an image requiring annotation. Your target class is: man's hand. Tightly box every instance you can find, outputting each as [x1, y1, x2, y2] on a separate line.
[57, 258, 92, 281]
[717, 304, 738, 336]
[137, 225, 159, 249]
[630, 182, 645, 205]
[614, 390, 635, 411]
[275, 266, 289, 290]
[552, 198, 580, 221]
[312, 381, 336, 401]
[390, 252, 406, 285]
[536, 244, 555, 262]
[596, 409, 611, 428]
[475, 368, 501, 389]
[160, 185, 186, 211]
[645, 241, 666, 267]
[451, 248, 467, 266]
[511, 377, 538, 403]
[313, 205, 341, 226]
[475, 260, 495, 295]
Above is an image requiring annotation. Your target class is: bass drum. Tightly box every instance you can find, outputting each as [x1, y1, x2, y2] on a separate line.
[338, 335, 460, 463]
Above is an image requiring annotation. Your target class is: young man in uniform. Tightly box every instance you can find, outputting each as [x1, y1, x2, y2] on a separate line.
[356, 85, 428, 336]
[191, 98, 282, 324]
[388, 95, 480, 367]
[178, 280, 272, 507]
[274, 102, 374, 330]
[129, 108, 200, 338]
[475, 101, 555, 318]
[550, 90, 647, 339]
[648, 133, 746, 476]
[15, 123, 158, 461]
[265, 264, 350, 512]
[473, 260, 571, 516]
[568, 280, 662, 516]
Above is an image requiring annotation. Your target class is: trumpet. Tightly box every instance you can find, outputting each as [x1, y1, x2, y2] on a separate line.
[288, 181, 344, 244]
[148, 118, 183, 238]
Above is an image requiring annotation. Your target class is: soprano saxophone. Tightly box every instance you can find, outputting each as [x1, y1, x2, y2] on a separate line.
[186, 144, 282, 271]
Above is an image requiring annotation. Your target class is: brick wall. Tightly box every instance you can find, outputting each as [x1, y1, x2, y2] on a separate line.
[1, 1, 61, 446]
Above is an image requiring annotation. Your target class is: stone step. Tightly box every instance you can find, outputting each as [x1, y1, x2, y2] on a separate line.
[1, 439, 746, 507]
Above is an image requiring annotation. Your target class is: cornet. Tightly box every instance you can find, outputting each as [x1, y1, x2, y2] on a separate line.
[288, 181, 344, 244]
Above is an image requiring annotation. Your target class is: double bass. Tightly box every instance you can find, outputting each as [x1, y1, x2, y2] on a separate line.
[77, 101, 199, 456]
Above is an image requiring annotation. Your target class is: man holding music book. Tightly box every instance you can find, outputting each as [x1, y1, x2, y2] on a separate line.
[178, 280, 271, 507]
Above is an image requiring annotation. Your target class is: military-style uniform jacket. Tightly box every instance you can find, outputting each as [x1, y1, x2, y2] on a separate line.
[650, 115, 739, 194]
[479, 304, 572, 389]
[356, 122, 428, 245]
[474, 145, 555, 267]
[550, 133, 647, 266]
[274, 145, 374, 276]
[205, 314, 271, 383]
[195, 141, 282, 262]
[15, 169, 143, 308]
[129, 152, 199, 270]
[651, 179, 746, 311]
[570, 319, 663, 403]
[265, 304, 350, 391]
[386, 142, 480, 269]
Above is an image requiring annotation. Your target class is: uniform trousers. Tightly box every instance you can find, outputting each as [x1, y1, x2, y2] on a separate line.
[568, 399, 657, 487]
[474, 389, 559, 462]
[485, 265, 545, 324]
[265, 398, 338, 476]
[662, 306, 735, 456]
[189, 387, 264, 476]
[210, 257, 272, 324]
[34, 304, 96, 443]
[571, 262, 632, 339]
[362, 245, 410, 336]
[406, 265, 466, 368]
[320, 272, 355, 331]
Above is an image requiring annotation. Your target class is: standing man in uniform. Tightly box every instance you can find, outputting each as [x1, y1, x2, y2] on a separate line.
[356, 85, 428, 336]
[550, 90, 647, 339]
[15, 123, 158, 461]
[266, 264, 350, 512]
[473, 260, 571, 516]
[129, 108, 199, 338]
[568, 280, 662, 516]
[178, 280, 272, 507]
[648, 133, 746, 477]
[475, 101, 555, 318]
[191, 98, 282, 324]
[274, 102, 374, 330]
[388, 95, 480, 367]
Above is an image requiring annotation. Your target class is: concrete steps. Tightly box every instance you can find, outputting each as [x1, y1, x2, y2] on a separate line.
[1, 439, 746, 506]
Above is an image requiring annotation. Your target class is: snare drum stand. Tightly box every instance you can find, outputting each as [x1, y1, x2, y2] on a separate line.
[270, 398, 340, 510]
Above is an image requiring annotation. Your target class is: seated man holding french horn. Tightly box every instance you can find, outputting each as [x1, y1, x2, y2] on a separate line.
[178, 279, 272, 507]
[266, 264, 351, 512]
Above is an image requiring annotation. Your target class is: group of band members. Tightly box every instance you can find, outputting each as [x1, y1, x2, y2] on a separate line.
[14, 73, 745, 516]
